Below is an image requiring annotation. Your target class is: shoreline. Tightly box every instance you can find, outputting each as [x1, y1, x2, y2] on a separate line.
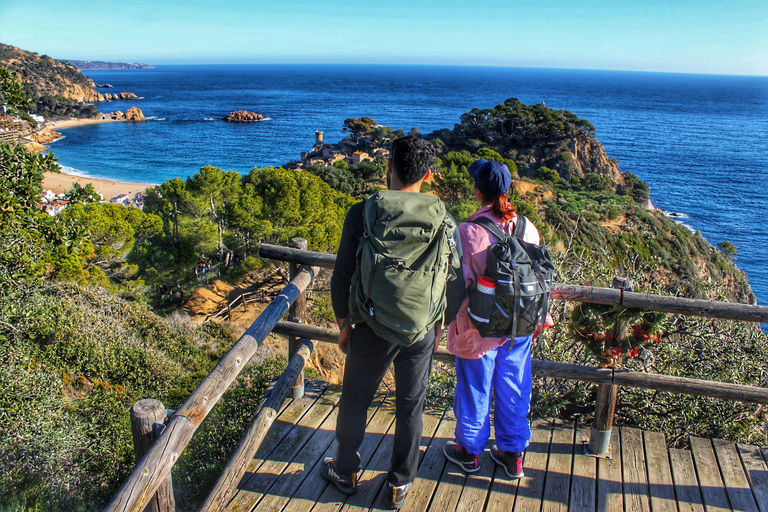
[42, 169, 156, 199]
[48, 117, 124, 130]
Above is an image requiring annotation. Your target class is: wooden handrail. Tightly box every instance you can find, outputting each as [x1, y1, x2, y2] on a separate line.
[273, 320, 768, 405]
[102, 266, 317, 512]
[259, 244, 768, 323]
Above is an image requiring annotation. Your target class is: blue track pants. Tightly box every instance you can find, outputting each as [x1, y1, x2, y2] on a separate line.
[453, 335, 532, 455]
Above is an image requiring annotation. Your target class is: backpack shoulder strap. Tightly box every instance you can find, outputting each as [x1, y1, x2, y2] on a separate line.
[470, 216, 508, 242]
[513, 214, 528, 239]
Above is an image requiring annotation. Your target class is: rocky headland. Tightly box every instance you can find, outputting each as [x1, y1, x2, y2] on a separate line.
[223, 110, 266, 122]
[0, 44, 142, 113]
[64, 60, 154, 70]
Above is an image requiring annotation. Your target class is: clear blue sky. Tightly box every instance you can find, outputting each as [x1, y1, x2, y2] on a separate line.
[2, 0, 766, 75]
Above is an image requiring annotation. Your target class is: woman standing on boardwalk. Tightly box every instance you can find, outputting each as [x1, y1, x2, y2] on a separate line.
[443, 159, 545, 479]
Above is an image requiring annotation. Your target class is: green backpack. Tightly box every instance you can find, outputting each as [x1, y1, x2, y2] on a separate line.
[349, 190, 458, 346]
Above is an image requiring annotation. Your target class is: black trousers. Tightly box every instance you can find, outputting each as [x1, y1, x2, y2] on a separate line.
[335, 322, 436, 485]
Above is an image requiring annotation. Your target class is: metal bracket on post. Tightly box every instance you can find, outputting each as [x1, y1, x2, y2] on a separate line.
[585, 427, 612, 458]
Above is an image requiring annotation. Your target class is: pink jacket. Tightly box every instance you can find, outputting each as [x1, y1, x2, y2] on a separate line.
[447, 205, 541, 359]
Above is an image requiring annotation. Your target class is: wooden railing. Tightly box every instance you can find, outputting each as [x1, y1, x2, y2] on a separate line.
[103, 241, 768, 512]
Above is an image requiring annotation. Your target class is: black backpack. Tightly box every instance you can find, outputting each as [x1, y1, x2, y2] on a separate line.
[468, 215, 555, 340]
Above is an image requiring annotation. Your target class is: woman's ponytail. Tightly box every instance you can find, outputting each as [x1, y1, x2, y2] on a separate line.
[492, 194, 516, 222]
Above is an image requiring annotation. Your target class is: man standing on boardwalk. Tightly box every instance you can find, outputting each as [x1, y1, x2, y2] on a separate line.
[321, 135, 464, 509]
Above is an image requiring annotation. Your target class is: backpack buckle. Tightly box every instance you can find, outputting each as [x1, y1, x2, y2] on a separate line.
[363, 231, 370, 239]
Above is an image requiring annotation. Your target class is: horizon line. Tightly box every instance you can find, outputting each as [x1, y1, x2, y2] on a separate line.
[78, 61, 768, 78]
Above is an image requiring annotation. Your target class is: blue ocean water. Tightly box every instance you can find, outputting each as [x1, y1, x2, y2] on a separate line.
[47, 65, 768, 307]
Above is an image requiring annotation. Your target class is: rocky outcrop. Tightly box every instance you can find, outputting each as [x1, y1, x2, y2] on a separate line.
[525, 132, 625, 185]
[31, 126, 62, 144]
[102, 92, 139, 102]
[106, 107, 146, 122]
[25, 140, 46, 153]
[223, 110, 265, 122]
[124, 107, 146, 122]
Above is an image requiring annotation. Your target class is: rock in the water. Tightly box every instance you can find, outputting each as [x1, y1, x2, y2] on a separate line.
[223, 110, 265, 122]
[119, 92, 139, 100]
[124, 106, 146, 122]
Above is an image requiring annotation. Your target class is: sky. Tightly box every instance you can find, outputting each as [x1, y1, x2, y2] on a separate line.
[1, 0, 767, 75]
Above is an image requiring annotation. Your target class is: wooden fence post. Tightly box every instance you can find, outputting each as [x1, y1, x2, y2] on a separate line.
[587, 277, 632, 457]
[130, 400, 174, 512]
[288, 237, 308, 399]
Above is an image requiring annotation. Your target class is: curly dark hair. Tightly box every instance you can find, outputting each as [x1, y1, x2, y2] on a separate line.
[391, 135, 436, 186]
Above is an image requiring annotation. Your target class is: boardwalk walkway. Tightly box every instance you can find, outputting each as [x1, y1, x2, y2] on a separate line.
[223, 380, 768, 512]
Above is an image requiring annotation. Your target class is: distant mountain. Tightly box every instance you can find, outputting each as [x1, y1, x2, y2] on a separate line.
[64, 60, 154, 70]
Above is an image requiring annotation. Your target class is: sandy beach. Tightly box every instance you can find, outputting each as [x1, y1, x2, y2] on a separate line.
[43, 170, 155, 199]
[49, 117, 124, 130]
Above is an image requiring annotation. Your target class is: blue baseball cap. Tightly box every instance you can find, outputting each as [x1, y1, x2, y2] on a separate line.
[468, 159, 511, 198]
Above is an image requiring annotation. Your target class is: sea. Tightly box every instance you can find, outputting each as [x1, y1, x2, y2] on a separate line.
[45, 65, 768, 309]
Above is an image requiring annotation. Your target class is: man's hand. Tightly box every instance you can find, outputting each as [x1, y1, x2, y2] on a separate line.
[337, 317, 352, 355]
[434, 326, 446, 353]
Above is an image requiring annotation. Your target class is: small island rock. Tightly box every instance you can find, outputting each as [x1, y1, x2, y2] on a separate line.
[124, 106, 146, 122]
[223, 110, 265, 122]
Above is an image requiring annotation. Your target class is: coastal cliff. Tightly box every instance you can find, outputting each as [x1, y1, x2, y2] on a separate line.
[0, 43, 103, 102]
[0, 43, 140, 118]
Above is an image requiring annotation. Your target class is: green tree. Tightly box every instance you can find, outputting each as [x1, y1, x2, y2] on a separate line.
[186, 165, 242, 264]
[244, 167, 351, 251]
[534, 166, 560, 183]
[0, 66, 32, 116]
[65, 182, 101, 205]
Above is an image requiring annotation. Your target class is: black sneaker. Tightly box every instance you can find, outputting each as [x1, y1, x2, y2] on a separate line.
[385, 481, 412, 509]
[490, 445, 524, 479]
[321, 457, 359, 494]
[443, 441, 480, 473]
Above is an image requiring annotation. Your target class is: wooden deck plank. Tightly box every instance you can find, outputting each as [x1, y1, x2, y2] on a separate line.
[385, 409, 453, 512]
[285, 392, 397, 512]
[222, 381, 328, 512]
[225, 383, 340, 512]
[241, 389, 388, 512]
[569, 423, 596, 512]
[541, 418, 575, 512]
[597, 427, 623, 512]
[738, 444, 768, 512]
[349, 406, 444, 512]
[670, 448, 705, 512]
[423, 410, 467, 512]
[644, 430, 676, 512]
[509, 417, 553, 512]
[713, 439, 759, 512]
[244, 381, 327, 475]
[690, 436, 731, 512]
[309, 400, 399, 512]
[621, 427, 651, 512]
[455, 450, 496, 512]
